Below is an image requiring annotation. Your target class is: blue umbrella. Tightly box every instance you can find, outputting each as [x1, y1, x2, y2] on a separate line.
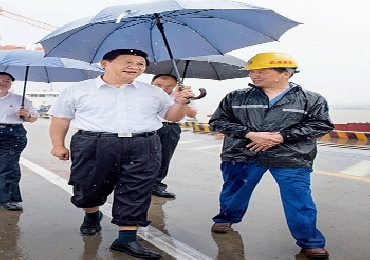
[38, 0, 300, 98]
[0, 50, 103, 106]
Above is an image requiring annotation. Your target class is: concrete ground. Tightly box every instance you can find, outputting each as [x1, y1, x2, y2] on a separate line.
[1, 119, 369, 260]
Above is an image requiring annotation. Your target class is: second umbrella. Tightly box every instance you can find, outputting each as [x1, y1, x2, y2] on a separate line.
[145, 55, 249, 81]
[0, 49, 104, 106]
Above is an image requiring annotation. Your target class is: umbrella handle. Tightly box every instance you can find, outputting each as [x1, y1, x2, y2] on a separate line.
[180, 61, 207, 99]
[179, 84, 207, 100]
[188, 88, 207, 100]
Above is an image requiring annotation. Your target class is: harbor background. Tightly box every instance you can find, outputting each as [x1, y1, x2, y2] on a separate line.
[9, 78, 370, 125]
[2, 0, 370, 127]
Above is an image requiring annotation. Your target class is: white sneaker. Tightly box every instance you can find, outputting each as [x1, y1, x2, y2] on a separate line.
[2, 201, 23, 211]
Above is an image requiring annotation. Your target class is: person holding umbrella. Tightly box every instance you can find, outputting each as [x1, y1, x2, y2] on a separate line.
[209, 52, 333, 259]
[151, 74, 198, 198]
[48, 49, 195, 259]
[0, 72, 39, 211]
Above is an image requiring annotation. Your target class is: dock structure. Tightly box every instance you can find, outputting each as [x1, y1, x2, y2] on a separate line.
[180, 122, 370, 141]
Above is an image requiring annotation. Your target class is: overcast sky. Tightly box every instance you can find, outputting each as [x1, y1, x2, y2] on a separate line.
[0, 0, 369, 111]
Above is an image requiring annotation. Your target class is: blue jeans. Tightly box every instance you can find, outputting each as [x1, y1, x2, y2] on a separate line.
[212, 161, 326, 248]
[0, 125, 27, 203]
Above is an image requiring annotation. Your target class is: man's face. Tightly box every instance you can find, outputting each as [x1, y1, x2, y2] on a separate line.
[101, 55, 146, 82]
[249, 68, 290, 87]
[0, 75, 13, 95]
[151, 76, 177, 94]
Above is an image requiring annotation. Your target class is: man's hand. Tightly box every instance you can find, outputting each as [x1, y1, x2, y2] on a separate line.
[17, 108, 31, 118]
[173, 85, 195, 102]
[246, 132, 283, 152]
[51, 146, 70, 160]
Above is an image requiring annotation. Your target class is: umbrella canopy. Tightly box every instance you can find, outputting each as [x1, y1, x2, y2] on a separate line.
[38, 0, 300, 64]
[38, 0, 300, 99]
[145, 55, 249, 81]
[0, 49, 104, 106]
[0, 50, 103, 83]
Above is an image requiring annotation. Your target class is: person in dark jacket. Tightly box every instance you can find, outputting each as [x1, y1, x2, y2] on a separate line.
[209, 52, 333, 259]
[151, 74, 198, 198]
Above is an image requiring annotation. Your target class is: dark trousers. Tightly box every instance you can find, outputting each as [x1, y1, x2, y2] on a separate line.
[0, 125, 27, 203]
[69, 132, 161, 227]
[153, 123, 181, 192]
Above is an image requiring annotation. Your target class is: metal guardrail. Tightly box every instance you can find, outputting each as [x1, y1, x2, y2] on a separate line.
[317, 141, 370, 150]
[180, 123, 370, 145]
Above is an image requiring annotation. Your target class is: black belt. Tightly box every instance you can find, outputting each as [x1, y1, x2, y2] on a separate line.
[77, 130, 156, 138]
[162, 122, 178, 125]
[0, 124, 22, 128]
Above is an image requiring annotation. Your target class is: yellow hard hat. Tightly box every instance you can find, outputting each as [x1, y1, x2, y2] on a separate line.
[241, 52, 298, 71]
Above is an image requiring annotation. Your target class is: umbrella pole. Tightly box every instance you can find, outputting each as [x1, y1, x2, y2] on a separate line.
[21, 65, 30, 108]
[155, 16, 183, 85]
[155, 15, 207, 100]
[182, 60, 190, 82]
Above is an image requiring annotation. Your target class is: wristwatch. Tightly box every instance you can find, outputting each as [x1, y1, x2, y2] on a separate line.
[174, 99, 190, 105]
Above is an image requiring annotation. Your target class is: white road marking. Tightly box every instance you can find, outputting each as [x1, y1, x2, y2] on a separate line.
[178, 140, 203, 144]
[20, 157, 212, 260]
[20, 157, 72, 194]
[339, 160, 370, 177]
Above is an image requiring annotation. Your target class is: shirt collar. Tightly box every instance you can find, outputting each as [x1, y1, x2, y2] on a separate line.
[95, 75, 107, 89]
[0, 91, 13, 99]
[94, 75, 139, 89]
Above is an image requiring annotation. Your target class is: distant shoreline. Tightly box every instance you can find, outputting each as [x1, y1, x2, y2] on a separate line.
[331, 106, 370, 110]
[195, 108, 370, 124]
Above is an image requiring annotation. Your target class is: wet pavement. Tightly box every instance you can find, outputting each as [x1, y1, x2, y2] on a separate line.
[1, 119, 369, 260]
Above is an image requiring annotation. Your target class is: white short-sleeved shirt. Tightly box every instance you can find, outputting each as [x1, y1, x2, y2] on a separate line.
[0, 92, 39, 124]
[48, 76, 173, 133]
[160, 92, 198, 123]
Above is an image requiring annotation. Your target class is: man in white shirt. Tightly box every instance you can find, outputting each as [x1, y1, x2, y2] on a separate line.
[48, 49, 195, 259]
[151, 74, 197, 198]
[0, 72, 39, 211]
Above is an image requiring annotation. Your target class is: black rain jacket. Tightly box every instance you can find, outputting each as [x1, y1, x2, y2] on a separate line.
[209, 83, 334, 168]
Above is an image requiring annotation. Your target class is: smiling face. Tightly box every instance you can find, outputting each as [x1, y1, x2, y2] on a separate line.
[100, 54, 147, 86]
[0, 74, 13, 97]
[249, 68, 291, 88]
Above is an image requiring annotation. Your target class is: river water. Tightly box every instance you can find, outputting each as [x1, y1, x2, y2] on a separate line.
[328, 109, 370, 124]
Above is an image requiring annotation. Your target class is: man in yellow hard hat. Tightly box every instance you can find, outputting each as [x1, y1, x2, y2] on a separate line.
[209, 52, 333, 259]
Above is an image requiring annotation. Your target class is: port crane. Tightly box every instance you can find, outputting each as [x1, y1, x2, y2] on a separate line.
[0, 7, 58, 31]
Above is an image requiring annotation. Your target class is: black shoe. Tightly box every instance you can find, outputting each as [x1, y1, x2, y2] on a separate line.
[111, 239, 162, 259]
[1, 201, 23, 211]
[152, 190, 176, 198]
[80, 211, 103, 236]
